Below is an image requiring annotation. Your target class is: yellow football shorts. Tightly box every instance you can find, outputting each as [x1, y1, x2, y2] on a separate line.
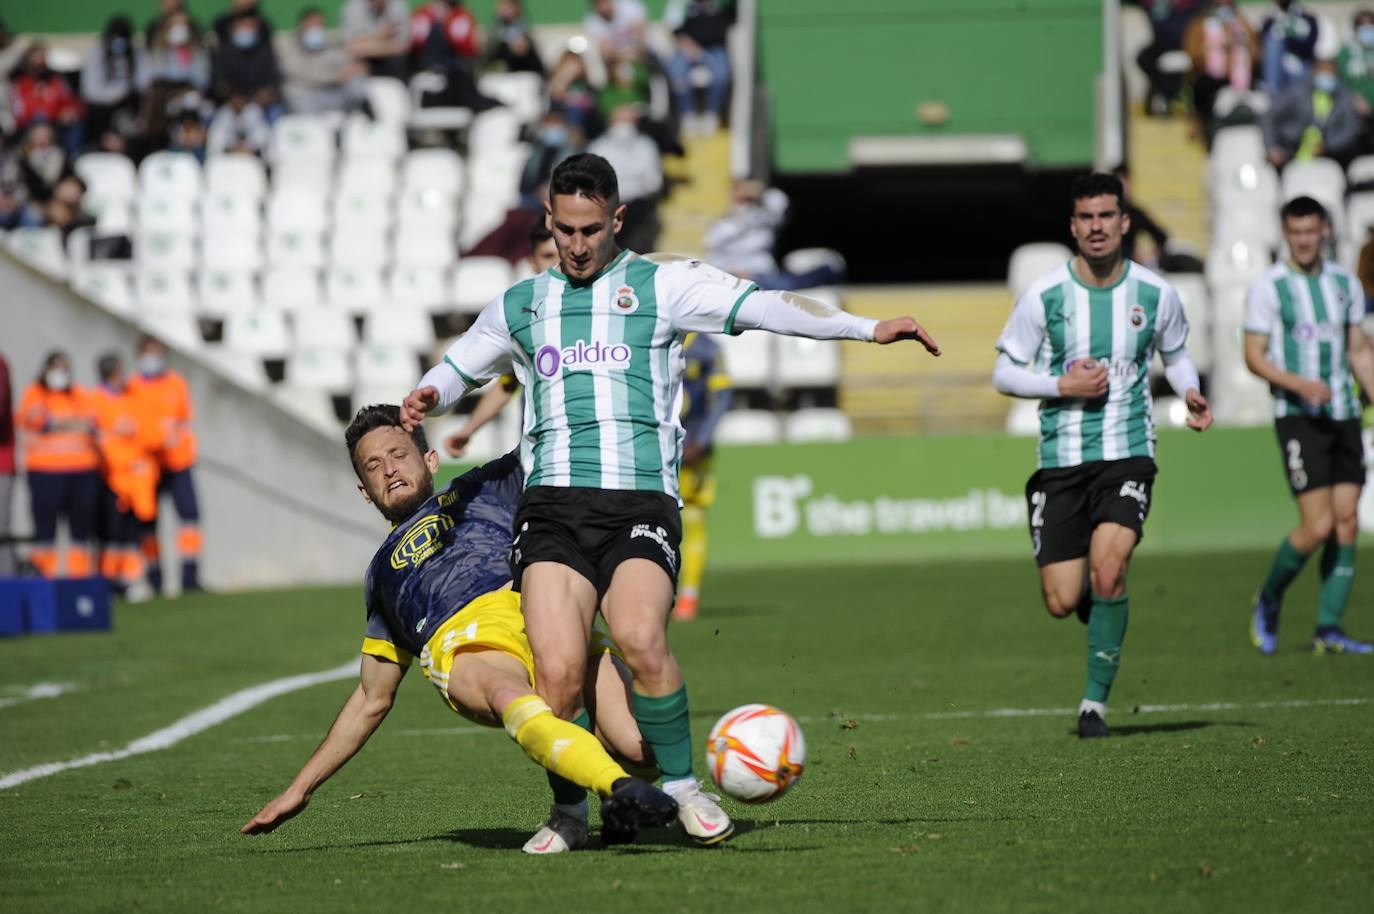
[679, 457, 716, 509]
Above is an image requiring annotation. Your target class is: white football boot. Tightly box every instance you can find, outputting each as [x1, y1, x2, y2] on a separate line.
[522, 803, 589, 854]
[664, 779, 735, 846]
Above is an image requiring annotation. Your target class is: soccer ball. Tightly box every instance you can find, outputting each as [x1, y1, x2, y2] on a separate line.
[705, 704, 806, 803]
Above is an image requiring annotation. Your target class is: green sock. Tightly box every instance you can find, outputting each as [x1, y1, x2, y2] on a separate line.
[1261, 538, 1310, 603]
[631, 686, 694, 781]
[545, 709, 592, 805]
[1317, 543, 1356, 630]
[1084, 594, 1129, 703]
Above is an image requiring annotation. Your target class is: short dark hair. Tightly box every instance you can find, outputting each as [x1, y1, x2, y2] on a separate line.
[528, 219, 553, 249]
[1069, 172, 1124, 211]
[345, 404, 430, 476]
[298, 6, 323, 22]
[549, 153, 619, 205]
[1280, 195, 1328, 223]
[97, 352, 121, 382]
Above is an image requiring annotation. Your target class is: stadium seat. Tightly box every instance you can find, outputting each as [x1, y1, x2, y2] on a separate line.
[1168, 273, 1214, 375]
[366, 76, 410, 125]
[1210, 161, 1280, 209]
[783, 408, 853, 442]
[137, 310, 203, 351]
[136, 193, 199, 233]
[224, 309, 291, 357]
[469, 107, 522, 150]
[74, 152, 136, 206]
[363, 305, 436, 349]
[331, 186, 394, 234]
[1281, 159, 1347, 234]
[337, 157, 398, 197]
[1004, 398, 1040, 436]
[202, 231, 264, 272]
[392, 226, 455, 269]
[401, 148, 466, 197]
[270, 158, 333, 198]
[477, 72, 545, 124]
[269, 386, 343, 432]
[355, 342, 421, 388]
[1209, 126, 1266, 173]
[775, 337, 841, 388]
[1347, 155, 1374, 188]
[466, 154, 523, 201]
[717, 331, 774, 390]
[407, 71, 475, 131]
[287, 346, 354, 390]
[1347, 193, 1374, 244]
[265, 226, 327, 269]
[388, 265, 449, 310]
[1205, 237, 1271, 291]
[341, 113, 406, 162]
[1212, 201, 1280, 250]
[396, 184, 460, 231]
[205, 153, 267, 201]
[197, 267, 260, 316]
[201, 346, 269, 391]
[326, 264, 386, 311]
[782, 247, 848, 277]
[329, 227, 391, 269]
[6, 227, 67, 278]
[261, 266, 323, 311]
[201, 189, 262, 236]
[71, 264, 134, 316]
[136, 230, 197, 269]
[139, 151, 204, 199]
[1007, 243, 1073, 296]
[267, 187, 329, 233]
[289, 307, 357, 351]
[270, 114, 337, 166]
[91, 198, 134, 235]
[450, 256, 514, 314]
[715, 409, 783, 445]
[459, 192, 517, 250]
[1211, 87, 1270, 119]
[135, 269, 195, 313]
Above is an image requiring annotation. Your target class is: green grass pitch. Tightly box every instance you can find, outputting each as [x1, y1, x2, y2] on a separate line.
[1, 551, 1371, 913]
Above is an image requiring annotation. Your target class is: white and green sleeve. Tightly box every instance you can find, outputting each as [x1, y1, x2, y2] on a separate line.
[417, 297, 515, 413]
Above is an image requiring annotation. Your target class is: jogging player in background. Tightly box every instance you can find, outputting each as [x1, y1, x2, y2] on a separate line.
[241, 405, 678, 849]
[1245, 195, 1374, 655]
[400, 153, 941, 846]
[992, 171, 1212, 739]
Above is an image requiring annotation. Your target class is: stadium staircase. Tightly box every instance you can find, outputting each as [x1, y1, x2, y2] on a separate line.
[659, 130, 734, 257]
[1129, 106, 1210, 253]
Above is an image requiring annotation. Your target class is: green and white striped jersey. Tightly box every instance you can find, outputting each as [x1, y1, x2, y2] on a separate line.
[1243, 260, 1366, 420]
[996, 260, 1190, 469]
[439, 250, 758, 498]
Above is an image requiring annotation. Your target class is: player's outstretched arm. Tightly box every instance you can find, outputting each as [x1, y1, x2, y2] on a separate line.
[402, 299, 516, 431]
[240, 655, 404, 835]
[732, 290, 941, 355]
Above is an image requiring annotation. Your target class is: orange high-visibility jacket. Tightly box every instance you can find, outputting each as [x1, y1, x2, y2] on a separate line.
[91, 384, 161, 521]
[129, 370, 197, 472]
[17, 383, 99, 473]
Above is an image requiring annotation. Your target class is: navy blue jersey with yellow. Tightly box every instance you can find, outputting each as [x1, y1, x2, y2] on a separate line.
[362, 453, 524, 664]
[680, 333, 732, 449]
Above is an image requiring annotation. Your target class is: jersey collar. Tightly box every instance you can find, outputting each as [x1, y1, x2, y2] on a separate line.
[549, 248, 634, 286]
[1067, 257, 1132, 292]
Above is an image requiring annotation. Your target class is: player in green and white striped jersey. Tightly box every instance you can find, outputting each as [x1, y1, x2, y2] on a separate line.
[1244, 195, 1374, 656]
[402, 154, 940, 848]
[992, 172, 1212, 739]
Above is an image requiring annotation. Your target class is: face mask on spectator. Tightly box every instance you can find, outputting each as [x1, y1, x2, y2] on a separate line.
[232, 28, 257, 49]
[26, 147, 64, 184]
[1314, 72, 1339, 93]
[540, 125, 568, 146]
[608, 121, 637, 141]
[1358, 24, 1374, 47]
[302, 27, 326, 50]
[1214, 7, 1234, 21]
[44, 369, 71, 391]
[138, 354, 166, 376]
[167, 23, 191, 45]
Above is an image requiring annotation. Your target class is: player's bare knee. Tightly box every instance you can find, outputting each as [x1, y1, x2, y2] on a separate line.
[534, 669, 585, 719]
[1090, 562, 1126, 598]
[1303, 514, 1335, 543]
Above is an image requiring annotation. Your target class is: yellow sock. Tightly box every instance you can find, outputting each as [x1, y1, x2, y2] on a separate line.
[680, 505, 708, 598]
[503, 695, 629, 797]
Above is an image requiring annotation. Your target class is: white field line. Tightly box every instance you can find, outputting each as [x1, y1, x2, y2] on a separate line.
[798, 695, 1374, 724]
[0, 682, 79, 711]
[0, 660, 357, 790]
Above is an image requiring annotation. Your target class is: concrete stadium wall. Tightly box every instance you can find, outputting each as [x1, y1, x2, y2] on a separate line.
[0, 253, 383, 591]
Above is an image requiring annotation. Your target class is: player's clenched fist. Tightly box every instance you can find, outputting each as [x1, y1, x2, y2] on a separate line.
[1184, 389, 1212, 432]
[401, 386, 439, 431]
[1057, 359, 1109, 399]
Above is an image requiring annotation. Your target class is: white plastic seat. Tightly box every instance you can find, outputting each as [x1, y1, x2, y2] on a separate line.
[1168, 273, 1213, 375]
[71, 264, 134, 315]
[466, 153, 523, 201]
[74, 152, 137, 206]
[366, 76, 410, 126]
[290, 307, 357, 350]
[266, 226, 327, 268]
[715, 410, 782, 445]
[326, 264, 386, 311]
[90, 198, 134, 235]
[205, 153, 267, 201]
[783, 408, 853, 442]
[135, 269, 195, 313]
[782, 247, 847, 277]
[355, 342, 420, 387]
[269, 386, 343, 432]
[287, 347, 354, 390]
[197, 267, 259, 316]
[201, 189, 262, 236]
[330, 186, 394, 233]
[363, 305, 435, 349]
[269, 158, 333, 197]
[261, 266, 323, 311]
[1005, 398, 1041, 437]
[266, 187, 329, 233]
[137, 193, 199, 232]
[139, 151, 204, 199]
[1210, 126, 1266, 174]
[717, 331, 774, 389]
[1007, 242, 1073, 296]
[6, 227, 67, 278]
[468, 107, 522, 150]
[65, 226, 91, 273]
[1347, 192, 1374, 244]
[201, 347, 268, 391]
[392, 227, 455, 269]
[1205, 237, 1272, 290]
[388, 265, 448, 310]
[137, 230, 197, 269]
[407, 72, 475, 131]
[396, 186, 459, 231]
[776, 337, 841, 388]
[477, 72, 545, 124]
[202, 230, 264, 272]
[449, 256, 514, 313]
[1348, 155, 1374, 188]
[1210, 161, 1280, 208]
[400, 148, 465, 197]
[459, 192, 516, 250]
[328, 227, 391, 268]
[271, 114, 337, 166]
[223, 309, 291, 357]
[342, 113, 406, 161]
[1213, 201, 1281, 249]
[337, 158, 398, 197]
[137, 310, 202, 350]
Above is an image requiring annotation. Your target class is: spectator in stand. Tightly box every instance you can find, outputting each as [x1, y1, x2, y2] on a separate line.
[1111, 163, 1171, 267]
[1336, 10, 1374, 116]
[129, 336, 203, 594]
[588, 103, 662, 252]
[81, 16, 149, 142]
[705, 181, 845, 291]
[167, 112, 208, 163]
[9, 44, 84, 157]
[145, 0, 200, 47]
[1263, 58, 1364, 168]
[144, 10, 211, 148]
[40, 174, 95, 241]
[0, 352, 14, 576]
[91, 353, 157, 601]
[279, 7, 369, 115]
[1260, 0, 1320, 95]
[206, 87, 271, 157]
[597, 56, 651, 125]
[211, 10, 281, 116]
[18, 122, 68, 204]
[666, 0, 734, 136]
[343, 0, 412, 79]
[17, 351, 100, 579]
[1183, 0, 1258, 126]
[520, 109, 580, 207]
[411, 0, 481, 72]
[0, 19, 26, 137]
[0, 134, 38, 230]
[548, 47, 599, 133]
[584, 0, 650, 66]
[1137, 1, 1206, 116]
[213, 0, 274, 45]
[487, 0, 544, 75]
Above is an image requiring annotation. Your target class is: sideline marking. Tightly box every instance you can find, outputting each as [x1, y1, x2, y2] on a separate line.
[0, 661, 357, 790]
[0, 682, 79, 711]
[797, 696, 1374, 724]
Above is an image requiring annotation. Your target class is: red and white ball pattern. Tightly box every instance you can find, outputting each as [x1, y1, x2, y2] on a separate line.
[705, 704, 807, 803]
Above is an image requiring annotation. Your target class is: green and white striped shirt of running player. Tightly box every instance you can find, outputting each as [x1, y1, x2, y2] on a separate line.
[1244, 259, 1367, 420]
[996, 260, 1190, 470]
[421, 250, 877, 501]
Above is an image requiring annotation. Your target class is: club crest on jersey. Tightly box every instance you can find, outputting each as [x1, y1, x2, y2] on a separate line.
[613, 285, 640, 314]
[390, 514, 454, 570]
[1128, 304, 1147, 331]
